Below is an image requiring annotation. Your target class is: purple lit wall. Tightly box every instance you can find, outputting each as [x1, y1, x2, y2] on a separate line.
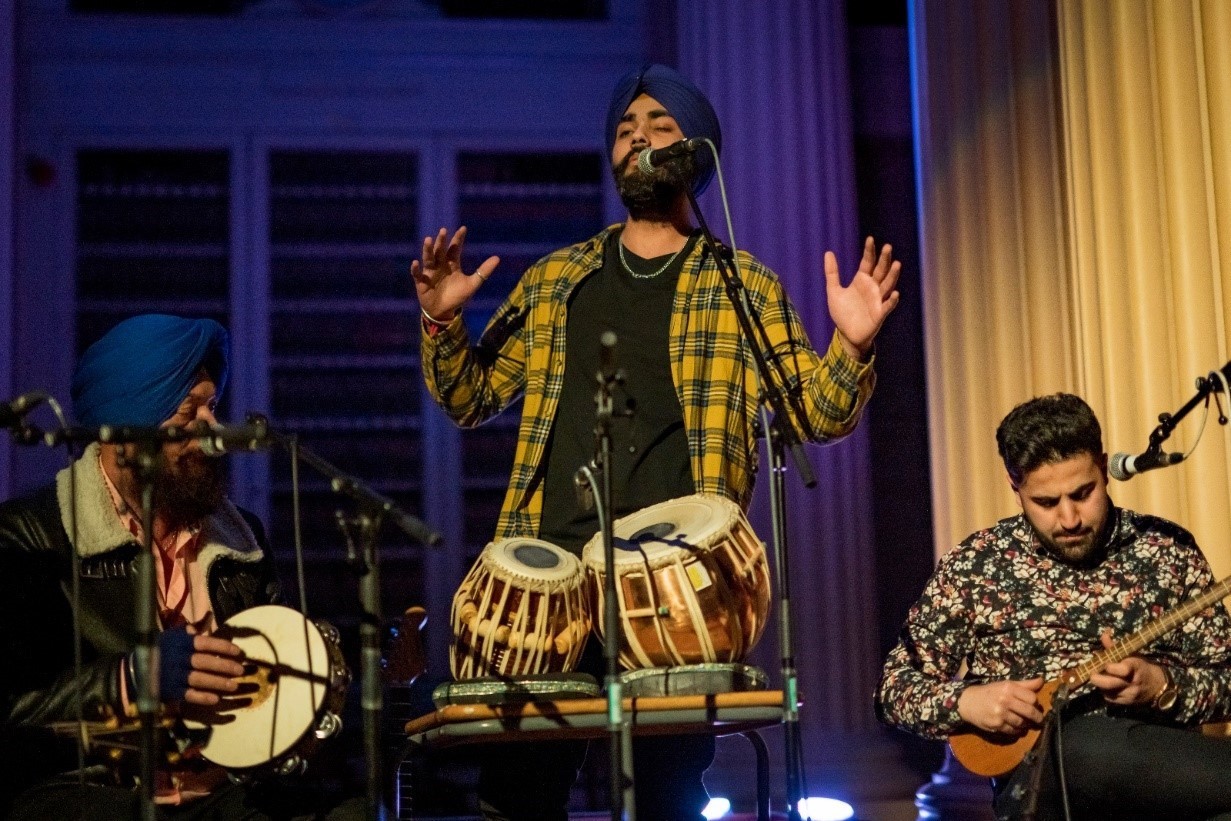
[3, 0, 936, 813]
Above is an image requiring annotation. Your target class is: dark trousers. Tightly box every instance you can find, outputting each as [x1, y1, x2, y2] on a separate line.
[5, 775, 365, 821]
[477, 641, 716, 821]
[993, 712, 1231, 821]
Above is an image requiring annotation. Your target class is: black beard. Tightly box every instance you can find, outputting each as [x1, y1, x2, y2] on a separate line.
[613, 150, 697, 220]
[156, 450, 226, 530]
[1027, 514, 1110, 568]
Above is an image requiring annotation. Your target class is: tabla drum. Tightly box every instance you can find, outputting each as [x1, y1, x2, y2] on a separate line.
[582, 493, 771, 669]
[450, 538, 591, 679]
[182, 604, 350, 776]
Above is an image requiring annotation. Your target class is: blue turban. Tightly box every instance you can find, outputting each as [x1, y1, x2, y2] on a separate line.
[605, 63, 722, 195]
[72, 314, 229, 428]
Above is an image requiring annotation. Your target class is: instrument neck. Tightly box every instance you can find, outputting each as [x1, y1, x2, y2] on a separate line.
[1067, 574, 1231, 686]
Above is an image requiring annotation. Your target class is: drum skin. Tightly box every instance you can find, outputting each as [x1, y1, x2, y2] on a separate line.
[583, 494, 771, 669]
[182, 604, 349, 773]
[451, 538, 591, 679]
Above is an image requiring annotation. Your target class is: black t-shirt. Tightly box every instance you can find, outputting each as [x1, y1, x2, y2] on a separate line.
[538, 229, 699, 555]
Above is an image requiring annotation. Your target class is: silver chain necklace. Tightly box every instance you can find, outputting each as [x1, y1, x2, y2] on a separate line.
[618, 239, 684, 280]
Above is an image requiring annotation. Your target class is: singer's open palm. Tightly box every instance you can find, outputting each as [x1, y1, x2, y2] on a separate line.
[825, 236, 901, 357]
[411, 226, 500, 321]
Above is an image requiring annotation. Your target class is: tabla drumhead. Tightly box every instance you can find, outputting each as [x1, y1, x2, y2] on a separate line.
[582, 494, 737, 569]
[487, 538, 581, 584]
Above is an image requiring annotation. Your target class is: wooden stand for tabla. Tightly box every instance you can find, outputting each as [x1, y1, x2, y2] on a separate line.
[397, 689, 786, 820]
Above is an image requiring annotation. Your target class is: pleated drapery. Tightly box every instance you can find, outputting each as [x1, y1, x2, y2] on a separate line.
[677, 0, 916, 804]
[912, 0, 1231, 578]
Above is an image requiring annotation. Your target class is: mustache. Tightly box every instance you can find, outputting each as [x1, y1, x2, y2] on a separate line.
[616, 148, 645, 174]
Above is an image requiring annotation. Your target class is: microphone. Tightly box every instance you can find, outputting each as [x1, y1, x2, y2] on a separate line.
[0, 391, 49, 429]
[598, 330, 619, 385]
[199, 421, 272, 457]
[636, 138, 706, 174]
[1108, 448, 1185, 481]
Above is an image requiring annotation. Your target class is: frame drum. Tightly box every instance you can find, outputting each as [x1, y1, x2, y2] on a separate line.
[183, 604, 349, 774]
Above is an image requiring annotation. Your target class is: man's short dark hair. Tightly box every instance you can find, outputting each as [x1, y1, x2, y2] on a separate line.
[996, 393, 1104, 485]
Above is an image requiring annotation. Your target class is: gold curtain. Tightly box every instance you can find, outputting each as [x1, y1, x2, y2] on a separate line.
[914, 0, 1231, 575]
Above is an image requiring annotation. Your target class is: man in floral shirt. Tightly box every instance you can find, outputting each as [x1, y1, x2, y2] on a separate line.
[877, 393, 1231, 820]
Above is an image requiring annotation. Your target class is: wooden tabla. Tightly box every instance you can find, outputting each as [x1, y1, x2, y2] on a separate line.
[582, 494, 771, 669]
[182, 604, 350, 775]
[450, 538, 591, 679]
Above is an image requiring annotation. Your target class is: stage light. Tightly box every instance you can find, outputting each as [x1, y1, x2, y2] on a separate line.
[701, 796, 732, 819]
[798, 796, 855, 820]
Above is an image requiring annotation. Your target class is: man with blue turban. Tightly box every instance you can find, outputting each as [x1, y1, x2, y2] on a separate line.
[413, 65, 902, 820]
[0, 315, 357, 819]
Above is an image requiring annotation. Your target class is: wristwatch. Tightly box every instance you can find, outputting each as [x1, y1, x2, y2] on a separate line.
[1151, 666, 1179, 712]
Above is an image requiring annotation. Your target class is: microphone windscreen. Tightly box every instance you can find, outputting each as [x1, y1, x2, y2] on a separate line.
[636, 148, 654, 175]
[1108, 452, 1132, 481]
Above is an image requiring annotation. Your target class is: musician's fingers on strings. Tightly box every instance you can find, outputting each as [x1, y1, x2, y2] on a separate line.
[1011, 691, 1044, 726]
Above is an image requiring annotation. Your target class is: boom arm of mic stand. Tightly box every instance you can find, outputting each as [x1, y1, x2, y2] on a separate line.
[684, 189, 816, 488]
[1138, 360, 1231, 455]
[264, 427, 442, 547]
[263, 423, 440, 821]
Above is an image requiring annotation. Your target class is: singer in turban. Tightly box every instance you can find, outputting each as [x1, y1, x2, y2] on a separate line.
[411, 64, 902, 820]
[0, 314, 356, 820]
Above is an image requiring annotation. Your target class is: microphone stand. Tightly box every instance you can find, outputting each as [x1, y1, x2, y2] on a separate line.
[45, 424, 183, 821]
[261, 421, 442, 821]
[1017, 689, 1067, 821]
[130, 442, 161, 821]
[578, 361, 637, 821]
[685, 188, 818, 821]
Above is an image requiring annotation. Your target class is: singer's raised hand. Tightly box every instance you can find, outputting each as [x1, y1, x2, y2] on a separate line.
[411, 226, 500, 324]
[825, 236, 901, 360]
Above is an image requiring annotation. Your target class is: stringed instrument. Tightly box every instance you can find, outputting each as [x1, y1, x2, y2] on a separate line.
[949, 574, 1231, 777]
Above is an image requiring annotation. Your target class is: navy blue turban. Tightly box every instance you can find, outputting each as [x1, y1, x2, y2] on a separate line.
[605, 63, 722, 195]
[72, 314, 229, 428]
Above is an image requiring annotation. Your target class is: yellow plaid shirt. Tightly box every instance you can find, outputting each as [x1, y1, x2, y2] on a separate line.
[422, 225, 876, 541]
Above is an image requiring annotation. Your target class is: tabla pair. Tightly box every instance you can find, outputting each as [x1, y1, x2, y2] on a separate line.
[449, 493, 772, 679]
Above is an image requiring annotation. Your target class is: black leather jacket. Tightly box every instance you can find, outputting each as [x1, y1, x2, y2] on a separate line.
[0, 475, 278, 802]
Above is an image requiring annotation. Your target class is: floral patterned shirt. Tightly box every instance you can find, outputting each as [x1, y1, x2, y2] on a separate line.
[876, 507, 1231, 740]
